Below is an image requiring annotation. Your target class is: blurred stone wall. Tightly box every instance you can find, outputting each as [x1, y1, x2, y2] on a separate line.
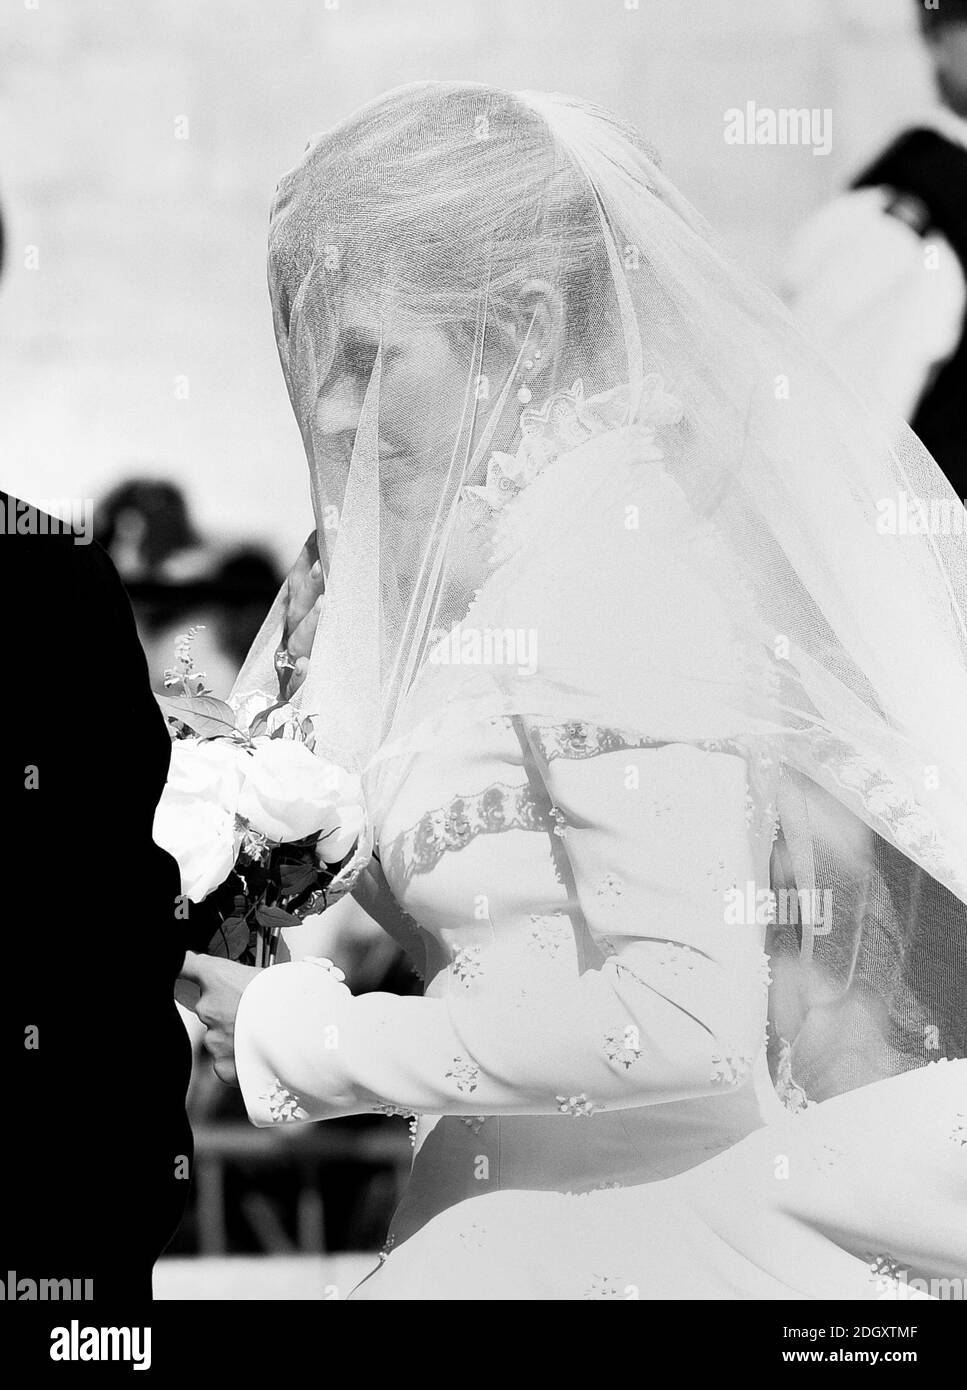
[0, 0, 936, 557]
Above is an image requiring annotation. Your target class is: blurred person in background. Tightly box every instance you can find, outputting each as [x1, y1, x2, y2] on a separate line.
[786, 0, 967, 497]
[96, 478, 282, 697]
[95, 478, 206, 583]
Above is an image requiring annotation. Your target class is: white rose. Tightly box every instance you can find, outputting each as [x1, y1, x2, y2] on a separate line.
[237, 737, 362, 844]
[164, 736, 245, 810]
[153, 737, 245, 902]
[153, 789, 240, 902]
[315, 800, 366, 866]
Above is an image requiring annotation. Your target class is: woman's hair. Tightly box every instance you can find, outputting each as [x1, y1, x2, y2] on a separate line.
[268, 82, 641, 381]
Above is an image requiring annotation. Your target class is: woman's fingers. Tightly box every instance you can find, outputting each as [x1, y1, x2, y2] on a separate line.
[206, 1031, 239, 1084]
[194, 996, 219, 1030]
[173, 977, 200, 1013]
[212, 1057, 239, 1087]
[178, 950, 209, 988]
[287, 596, 324, 661]
[181, 954, 254, 1082]
[284, 532, 324, 638]
[276, 531, 324, 697]
[200, 1024, 233, 1059]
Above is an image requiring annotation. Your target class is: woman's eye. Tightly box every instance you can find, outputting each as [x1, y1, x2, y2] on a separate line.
[344, 347, 378, 379]
[340, 342, 400, 382]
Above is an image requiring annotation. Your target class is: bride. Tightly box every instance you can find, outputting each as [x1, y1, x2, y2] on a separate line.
[181, 81, 967, 1299]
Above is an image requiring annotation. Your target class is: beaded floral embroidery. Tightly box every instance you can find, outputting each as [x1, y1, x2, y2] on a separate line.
[583, 1274, 624, 1300]
[389, 781, 547, 879]
[261, 1080, 309, 1124]
[710, 1049, 754, 1087]
[527, 912, 572, 956]
[459, 1222, 488, 1250]
[772, 1037, 811, 1114]
[654, 939, 704, 975]
[811, 1143, 844, 1175]
[451, 944, 483, 985]
[807, 731, 967, 895]
[556, 1092, 595, 1117]
[531, 721, 670, 764]
[868, 1253, 903, 1294]
[446, 1056, 480, 1095]
[603, 1026, 642, 1070]
[595, 872, 624, 908]
[372, 1102, 420, 1147]
[389, 724, 706, 881]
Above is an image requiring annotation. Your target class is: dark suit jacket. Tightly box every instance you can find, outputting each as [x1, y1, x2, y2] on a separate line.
[1, 497, 192, 1299]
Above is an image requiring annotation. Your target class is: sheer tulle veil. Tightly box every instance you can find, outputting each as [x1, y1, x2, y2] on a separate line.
[235, 80, 967, 1103]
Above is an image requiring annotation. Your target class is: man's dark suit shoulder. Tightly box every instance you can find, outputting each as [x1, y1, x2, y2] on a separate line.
[1, 492, 193, 1292]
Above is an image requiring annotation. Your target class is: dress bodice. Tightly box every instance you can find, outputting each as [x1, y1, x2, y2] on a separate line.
[372, 713, 779, 1246]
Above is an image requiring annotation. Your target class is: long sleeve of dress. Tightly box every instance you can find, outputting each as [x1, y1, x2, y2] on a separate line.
[234, 736, 770, 1126]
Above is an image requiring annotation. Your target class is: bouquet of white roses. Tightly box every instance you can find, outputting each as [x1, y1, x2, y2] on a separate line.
[153, 629, 368, 968]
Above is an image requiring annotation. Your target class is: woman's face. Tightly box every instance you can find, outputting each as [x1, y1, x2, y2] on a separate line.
[310, 282, 516, 590]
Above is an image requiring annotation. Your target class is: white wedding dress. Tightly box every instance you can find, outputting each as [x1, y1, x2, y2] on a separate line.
[232, 405, 967, 1297]
[234, 697, 967, 1299]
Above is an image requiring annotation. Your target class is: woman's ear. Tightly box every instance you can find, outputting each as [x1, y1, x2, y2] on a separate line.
[513, 278, 565, 395]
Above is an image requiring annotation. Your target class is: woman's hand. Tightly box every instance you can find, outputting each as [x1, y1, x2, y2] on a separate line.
[276, 530, 324, 699]
[178, 951, 259, 1086]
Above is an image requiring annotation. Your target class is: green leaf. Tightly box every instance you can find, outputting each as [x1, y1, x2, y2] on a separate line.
[208, 914, 251, 960]
[248, 699, 289, 737]
[156, 694, 238, 739]
[278, 861, 320, 897]
[255, 903, 301, 931]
